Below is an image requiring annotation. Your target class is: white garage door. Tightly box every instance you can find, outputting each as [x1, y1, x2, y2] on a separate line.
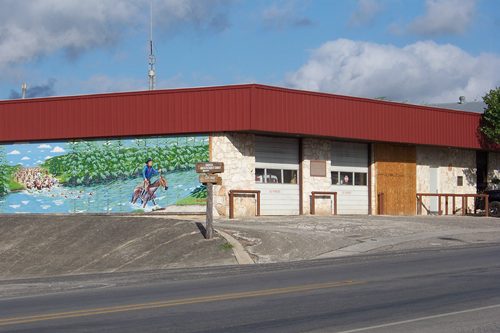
[330, 142, 369, 214]
[255, 136, 300, 215]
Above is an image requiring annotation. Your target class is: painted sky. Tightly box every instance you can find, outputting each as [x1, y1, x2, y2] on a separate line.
[0, 0, 499, 104]
[5, 142, 68, 167]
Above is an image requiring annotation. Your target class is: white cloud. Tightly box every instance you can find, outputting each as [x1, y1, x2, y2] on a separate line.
[50, 146, 65, 153]
[286, 39, 500, 103]
[44, 156, 52, 160]
[37, 144, 51, 149]
[349, 0, 383, 27]
[261, 1, 312, 30]
[7, 150, 20, 155]
[0, 0, 233, 72]
[408, 0, 477, 36]
[21, 156, 31, 160]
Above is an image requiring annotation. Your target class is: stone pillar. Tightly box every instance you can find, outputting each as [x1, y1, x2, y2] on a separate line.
[301, 138, 332, 215]
[211, 133, 256, 217]
[369, 144, 377, 215]
[416, 146, 476, 215]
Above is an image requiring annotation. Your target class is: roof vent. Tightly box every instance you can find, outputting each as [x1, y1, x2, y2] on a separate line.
[459, 96, 466, 104]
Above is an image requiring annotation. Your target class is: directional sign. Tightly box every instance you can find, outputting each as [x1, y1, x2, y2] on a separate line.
[196, 162, 224, 174]
[199, 173, 222, 185]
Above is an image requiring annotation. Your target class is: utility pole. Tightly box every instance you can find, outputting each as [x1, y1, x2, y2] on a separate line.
[148, 0, 156, 90]
[21, 83, 27, 99]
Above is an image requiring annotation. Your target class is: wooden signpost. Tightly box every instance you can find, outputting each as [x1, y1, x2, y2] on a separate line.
[196, 162, 224, 240]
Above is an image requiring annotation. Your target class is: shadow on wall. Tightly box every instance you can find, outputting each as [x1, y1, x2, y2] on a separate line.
[463, 168, 477, 187]
[226, 133, 255, 159]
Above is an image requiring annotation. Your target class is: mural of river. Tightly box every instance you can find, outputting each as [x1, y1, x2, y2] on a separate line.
[0, 135, 209, 214]
[0, 170, 200, 213]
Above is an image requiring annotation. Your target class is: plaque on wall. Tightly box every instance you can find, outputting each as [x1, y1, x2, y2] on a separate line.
[310, 160, 327, 177]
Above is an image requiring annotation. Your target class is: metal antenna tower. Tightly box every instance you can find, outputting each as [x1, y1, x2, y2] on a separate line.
[148, 0, 156, 90]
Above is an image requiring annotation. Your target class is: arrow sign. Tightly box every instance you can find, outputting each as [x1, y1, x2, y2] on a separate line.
[199, 173, 222, 185]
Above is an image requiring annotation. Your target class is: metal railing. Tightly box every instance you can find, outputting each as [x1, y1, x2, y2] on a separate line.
[228, 190, 261, 219]
[310, 191, 338, 215]
[416, 193, 489, 217]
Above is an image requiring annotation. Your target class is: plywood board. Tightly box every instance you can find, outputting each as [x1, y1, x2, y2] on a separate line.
[374, 143, 416, 215]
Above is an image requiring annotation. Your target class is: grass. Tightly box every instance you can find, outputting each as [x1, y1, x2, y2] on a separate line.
[175, 196, 207, 206]
[219, 242, 234, 251]
[5, 165, 24, 191]
[8, 179, 24, 191]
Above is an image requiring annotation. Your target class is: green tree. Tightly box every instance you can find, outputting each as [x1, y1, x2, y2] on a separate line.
[0, 146, 10, 196]
[481, 87, 500, 144]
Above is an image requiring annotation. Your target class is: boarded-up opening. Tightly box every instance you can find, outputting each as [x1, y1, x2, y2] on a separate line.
[374, 143, 416, 215]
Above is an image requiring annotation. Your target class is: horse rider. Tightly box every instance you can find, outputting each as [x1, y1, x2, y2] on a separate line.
[142, 158, 162, 196]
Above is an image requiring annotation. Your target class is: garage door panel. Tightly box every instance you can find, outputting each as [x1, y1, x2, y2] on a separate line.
[255, 136, 300, 215]
[256, 184, 299, 215]
[331, 141, 369, 215]
[330, 185, 368, 214]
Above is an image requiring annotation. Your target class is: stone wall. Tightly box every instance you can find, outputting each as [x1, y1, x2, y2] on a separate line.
[488, 152, 500, 185]
[211, 133, 256, 217]
[369, 146, 377, 215]
[301, 138, 332, 215]
[416, 146, 476, 214]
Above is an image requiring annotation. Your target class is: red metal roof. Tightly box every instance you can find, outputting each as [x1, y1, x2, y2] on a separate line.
[0, 84, 491, 150]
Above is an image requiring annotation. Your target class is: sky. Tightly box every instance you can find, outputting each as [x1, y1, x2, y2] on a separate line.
[0, 0, 499, 104]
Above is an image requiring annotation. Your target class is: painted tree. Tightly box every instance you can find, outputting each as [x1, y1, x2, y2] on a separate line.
[481, 87, 500, 144]
[0, 146, 10, 196]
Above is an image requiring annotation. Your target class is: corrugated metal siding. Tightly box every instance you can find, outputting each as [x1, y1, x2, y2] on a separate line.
[0, 86, 252, 143]
[251, 86, 484, 150]
[0, 84, 488, 150]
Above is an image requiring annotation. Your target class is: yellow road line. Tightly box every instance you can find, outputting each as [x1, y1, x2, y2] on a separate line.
[0, 280, 363, 327]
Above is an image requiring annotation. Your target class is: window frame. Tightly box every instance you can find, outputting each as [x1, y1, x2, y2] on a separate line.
[255, 168, 298, 185]
[331, 170, 368, 186]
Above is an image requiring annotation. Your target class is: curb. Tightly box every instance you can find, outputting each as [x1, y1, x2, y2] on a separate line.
[215, 229, 254, 265]
[315, 228, 500, 259]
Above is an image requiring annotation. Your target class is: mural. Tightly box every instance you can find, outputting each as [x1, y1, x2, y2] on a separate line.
[0, 136, 208, 213]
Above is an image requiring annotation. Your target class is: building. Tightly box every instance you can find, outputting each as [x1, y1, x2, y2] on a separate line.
[0, 84, 498, 216]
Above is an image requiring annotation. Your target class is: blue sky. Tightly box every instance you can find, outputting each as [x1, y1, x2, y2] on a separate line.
[1, 0, 499, 103]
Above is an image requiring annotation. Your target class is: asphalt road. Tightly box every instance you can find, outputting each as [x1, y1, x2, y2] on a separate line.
[1, 245, 500, 332]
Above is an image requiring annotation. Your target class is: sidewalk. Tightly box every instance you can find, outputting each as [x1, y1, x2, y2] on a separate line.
[214, 215, 500, 263]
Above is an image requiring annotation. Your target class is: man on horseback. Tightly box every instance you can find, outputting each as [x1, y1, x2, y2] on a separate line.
[142, 158, 159, 190]
[131, 158, 168, 209]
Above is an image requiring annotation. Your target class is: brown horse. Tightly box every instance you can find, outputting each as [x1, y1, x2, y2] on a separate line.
[131, 174, 168, 208]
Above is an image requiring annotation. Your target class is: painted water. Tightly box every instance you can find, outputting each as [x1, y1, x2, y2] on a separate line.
[0, 170, 199, 214]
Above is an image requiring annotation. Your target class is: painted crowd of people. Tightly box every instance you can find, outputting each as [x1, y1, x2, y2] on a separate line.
[15, 167, 58, 190]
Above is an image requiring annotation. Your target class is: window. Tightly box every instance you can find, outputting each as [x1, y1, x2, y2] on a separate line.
[332, 171, 367, 186]
[457, 176, 463, 186]
[255, 168, 298, 184]
[266, 169, 282, 183]
[255, 168, 265, 183]
[355, 173, 367, 186]
[339, 172, 353, 185]
[331, 171, 339, 185]
[283, 170, 298, 184]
